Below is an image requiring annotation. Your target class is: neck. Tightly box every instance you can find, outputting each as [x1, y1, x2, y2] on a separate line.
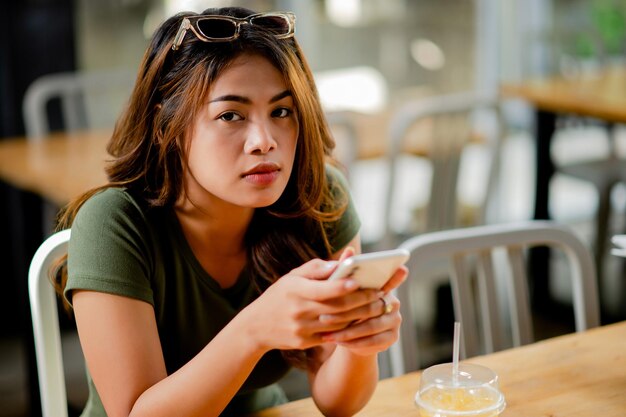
[174, 195, 254, 257]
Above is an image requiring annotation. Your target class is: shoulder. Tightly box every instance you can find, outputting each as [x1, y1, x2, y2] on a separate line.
[324, 163, 352, 201]
[67, 187, 156, 305]
[77, 187, 146, 218]
[73, 187, 152, 231]
[322, 163, 361, 252]
[72, 187, 155, 251]
[325, 163, 350, 188]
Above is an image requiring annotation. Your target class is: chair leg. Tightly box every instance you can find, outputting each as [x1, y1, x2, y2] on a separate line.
[616, 194, 626, 322]
[594, 181, 615, 312]
[621, 224, 626, 320]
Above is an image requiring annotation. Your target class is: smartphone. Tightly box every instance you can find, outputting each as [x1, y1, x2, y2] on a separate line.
[328, 248, 410, 289]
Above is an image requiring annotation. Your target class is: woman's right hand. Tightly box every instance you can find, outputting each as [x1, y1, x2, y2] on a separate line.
[240, 259, 383, 353]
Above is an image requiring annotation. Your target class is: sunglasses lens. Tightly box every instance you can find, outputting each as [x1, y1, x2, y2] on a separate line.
[196, 18, 238, 39]
[250, 15, 291, 36]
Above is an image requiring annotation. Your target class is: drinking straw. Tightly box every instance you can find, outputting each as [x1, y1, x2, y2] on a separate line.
[452, 321, 461, 385]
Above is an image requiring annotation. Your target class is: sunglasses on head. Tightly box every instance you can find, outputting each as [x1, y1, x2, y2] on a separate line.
[172, 12, 296, 50]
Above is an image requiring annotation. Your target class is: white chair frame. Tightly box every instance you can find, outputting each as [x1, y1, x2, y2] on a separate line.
[382, 92, 504, 246]
[28, 229, 72, 417]
[22, 69, 134, 234]
[22, 69, 134, 139]
[388, 221, 600, 377]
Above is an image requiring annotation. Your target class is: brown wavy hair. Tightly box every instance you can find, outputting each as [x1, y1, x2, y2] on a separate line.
[52, 7, 348, 364]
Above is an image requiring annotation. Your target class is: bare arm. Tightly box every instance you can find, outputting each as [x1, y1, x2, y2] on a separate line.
[72, 257, 373, 417]
[73, 291, 265, 417]
[306, 234, 407, 416]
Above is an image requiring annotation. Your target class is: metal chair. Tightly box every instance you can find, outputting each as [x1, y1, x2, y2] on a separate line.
[28, 229, 73, 417]
[388, 221, 600, 377]
[381, 91, 505, 248]
[557, 123, 626, 293]
[21, 69, 134, 233]
[317, 66, 389, 178]
[22, 68, 135, 139]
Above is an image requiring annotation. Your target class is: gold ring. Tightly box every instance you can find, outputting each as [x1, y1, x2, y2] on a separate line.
[380, 296, 393, 315]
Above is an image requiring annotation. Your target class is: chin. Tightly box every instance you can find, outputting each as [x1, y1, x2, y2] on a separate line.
[250, 196, 281, 208]
[246, 183, 288, 208]
[233, 190, 281, 208]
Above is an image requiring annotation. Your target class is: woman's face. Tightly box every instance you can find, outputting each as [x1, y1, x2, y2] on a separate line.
[184, 53, 299, 209]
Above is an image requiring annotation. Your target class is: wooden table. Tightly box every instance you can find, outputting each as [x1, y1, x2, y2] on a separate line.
[250, 321, 626, 416]
[0, 130, 109, 207]
[501, 67, 626, 223]
[501, 68, 626, 123]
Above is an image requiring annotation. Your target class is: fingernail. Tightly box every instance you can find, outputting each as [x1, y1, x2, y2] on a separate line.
[319, 314, 333, 322]
[343, 279, 358, 290]
[376, 291, 385, 298]
[324, 261, 338, 269]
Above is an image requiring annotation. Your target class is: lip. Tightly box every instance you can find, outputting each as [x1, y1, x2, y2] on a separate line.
[241, 162, 281, 186]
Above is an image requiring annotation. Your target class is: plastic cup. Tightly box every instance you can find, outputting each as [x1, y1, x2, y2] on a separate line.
[414, 363, 506, 417]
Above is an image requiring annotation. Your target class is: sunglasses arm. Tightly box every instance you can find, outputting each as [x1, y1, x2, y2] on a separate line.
[172, 18, 192, 51]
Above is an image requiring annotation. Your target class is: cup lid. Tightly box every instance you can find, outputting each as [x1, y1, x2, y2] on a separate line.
[414, 363, 506, 415]
[420, 363, 499, 388]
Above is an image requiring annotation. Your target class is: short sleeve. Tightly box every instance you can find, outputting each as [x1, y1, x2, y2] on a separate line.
[325, 164, 361, 253]
[65, 188, 154, 306]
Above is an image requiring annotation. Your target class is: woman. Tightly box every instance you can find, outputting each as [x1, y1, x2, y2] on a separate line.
[56, 6, 407, 417]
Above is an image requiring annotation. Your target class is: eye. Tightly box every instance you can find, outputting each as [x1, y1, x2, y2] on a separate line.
[272, 107, 293, 118]
[218, 111, 243, 122]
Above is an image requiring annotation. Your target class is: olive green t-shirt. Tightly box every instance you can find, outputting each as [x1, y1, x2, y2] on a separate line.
[65, 165, 360, 417]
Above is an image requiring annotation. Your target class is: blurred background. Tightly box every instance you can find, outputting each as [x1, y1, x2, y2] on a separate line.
[2, 0, 626, 415]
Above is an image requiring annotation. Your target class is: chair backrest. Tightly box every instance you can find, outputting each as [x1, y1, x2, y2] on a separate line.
[324, 110, 361, 175]
[22, 69, 135, 139]
[388, 221, 600, 377]
[28, 229, 72, 417]
[22, 69, 134, 233]
[316, 66, 389, 177]
[382, 91, 504, 247]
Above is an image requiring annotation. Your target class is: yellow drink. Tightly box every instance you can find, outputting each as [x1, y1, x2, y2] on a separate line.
[416, 385, 504, 417]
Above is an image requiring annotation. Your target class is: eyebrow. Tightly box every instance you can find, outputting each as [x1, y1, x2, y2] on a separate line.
[209, 90, 293, 104]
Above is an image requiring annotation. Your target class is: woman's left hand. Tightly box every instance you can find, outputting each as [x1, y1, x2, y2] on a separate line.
[318, 261, 408, 357]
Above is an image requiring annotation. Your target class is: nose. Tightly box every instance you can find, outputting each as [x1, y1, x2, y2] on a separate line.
[244, 121, 277, 154]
